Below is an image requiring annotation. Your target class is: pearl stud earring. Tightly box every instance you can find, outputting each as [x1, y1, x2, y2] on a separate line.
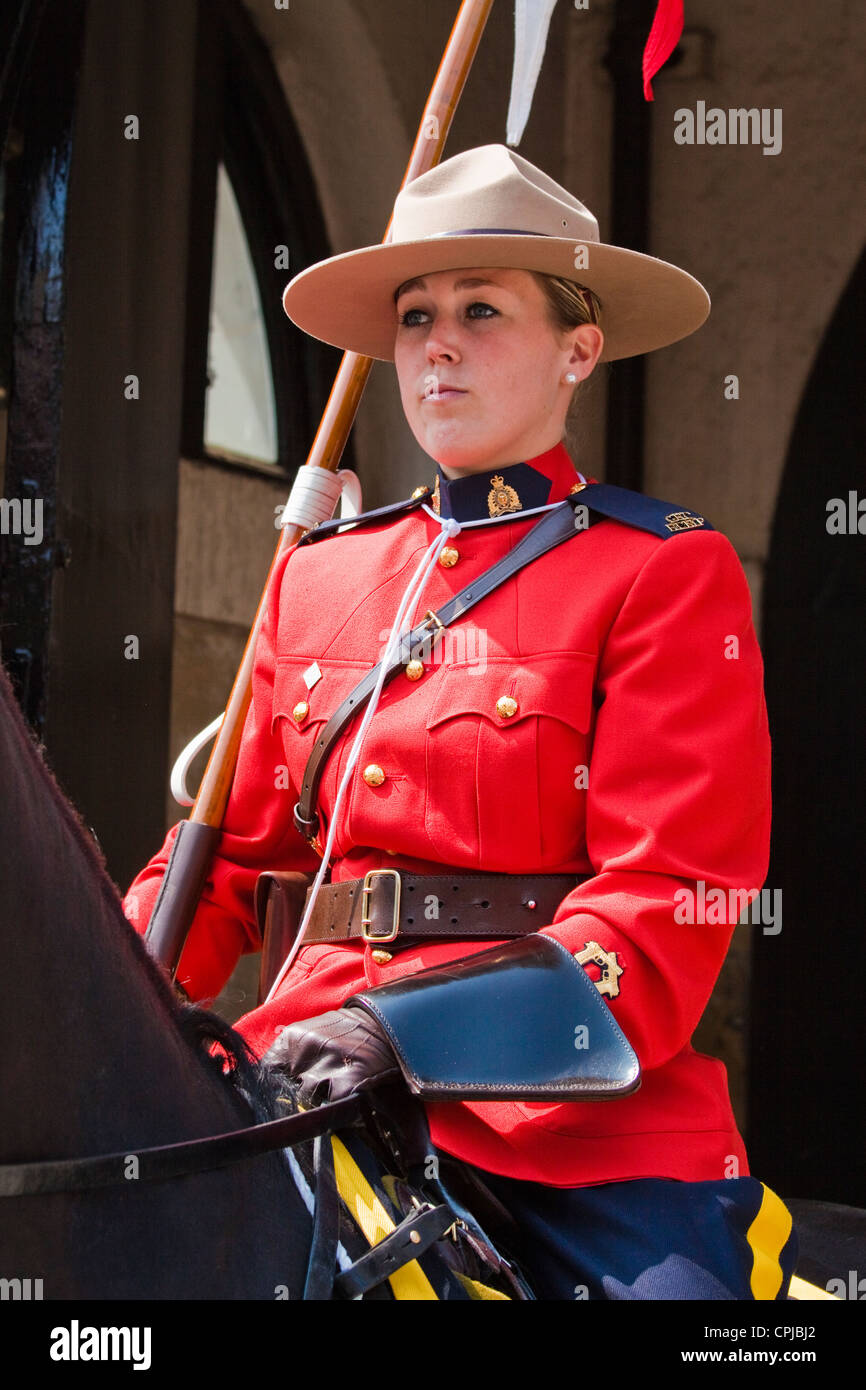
[564, 372, 577, 385]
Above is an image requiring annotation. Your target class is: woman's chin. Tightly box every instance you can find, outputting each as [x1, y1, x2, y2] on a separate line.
[431, 453, 496, 478]
[422, 435, 499, 476]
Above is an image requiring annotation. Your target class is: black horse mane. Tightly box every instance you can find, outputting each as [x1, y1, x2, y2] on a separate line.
[176, 998, 298, 1125]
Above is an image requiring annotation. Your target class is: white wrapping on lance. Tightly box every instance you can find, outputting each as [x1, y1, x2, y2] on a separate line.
[277, 466, 362, 531]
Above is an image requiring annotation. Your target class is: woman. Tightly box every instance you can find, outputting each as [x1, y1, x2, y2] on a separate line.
[125, 145, 796, 1299]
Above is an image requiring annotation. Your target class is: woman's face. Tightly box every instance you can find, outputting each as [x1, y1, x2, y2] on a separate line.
[393, 266, 603, 477]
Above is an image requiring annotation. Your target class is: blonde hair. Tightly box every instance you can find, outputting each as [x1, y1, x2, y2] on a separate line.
[532, 273, 601, 331]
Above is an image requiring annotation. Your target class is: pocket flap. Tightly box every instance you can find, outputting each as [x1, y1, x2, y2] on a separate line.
[272, 657, 371, 735]
[425, 653, 596, 735]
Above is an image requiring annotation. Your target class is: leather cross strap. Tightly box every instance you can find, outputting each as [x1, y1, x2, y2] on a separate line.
[293, 495, 597, 843]
[290, 871, 588, 946]
[334, 1202, 457, 1300]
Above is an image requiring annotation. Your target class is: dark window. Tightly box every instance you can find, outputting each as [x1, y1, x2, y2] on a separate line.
[182, 0, 342, 480]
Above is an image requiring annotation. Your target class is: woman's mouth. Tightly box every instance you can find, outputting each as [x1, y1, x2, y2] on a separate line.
[422, 382, 467, 402]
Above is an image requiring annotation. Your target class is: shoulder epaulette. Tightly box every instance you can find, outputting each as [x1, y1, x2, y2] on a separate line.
[577, 482, 714, 538]
[297, 486, 432, 546]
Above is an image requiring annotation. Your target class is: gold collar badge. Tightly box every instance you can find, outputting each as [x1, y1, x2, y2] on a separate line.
[487, 474, 522, 517]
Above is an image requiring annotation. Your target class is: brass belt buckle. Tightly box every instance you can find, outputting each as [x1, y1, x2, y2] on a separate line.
[360, 868, 402, 943]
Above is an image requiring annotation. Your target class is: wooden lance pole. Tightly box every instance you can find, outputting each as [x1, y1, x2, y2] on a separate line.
[146, 0, 496, 975]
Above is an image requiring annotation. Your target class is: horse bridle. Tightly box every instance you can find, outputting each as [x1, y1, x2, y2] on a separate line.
[0, 1093, 364, 1196]
[0, 1089, 489, 1300]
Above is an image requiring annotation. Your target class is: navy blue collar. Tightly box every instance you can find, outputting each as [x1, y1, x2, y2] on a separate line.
[433, 460, 556, 523]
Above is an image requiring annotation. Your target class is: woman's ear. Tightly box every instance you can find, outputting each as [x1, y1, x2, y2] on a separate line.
[565, 324, 604, 384]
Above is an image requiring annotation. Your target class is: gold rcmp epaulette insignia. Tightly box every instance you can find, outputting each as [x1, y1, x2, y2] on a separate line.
[487, 474, 522, 517]
[574, 941, 624, 999]
[664, 510, 705, 532]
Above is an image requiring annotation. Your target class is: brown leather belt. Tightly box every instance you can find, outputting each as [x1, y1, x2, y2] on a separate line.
[300, 870, 588, 946]
[255, 869, 592, 1000]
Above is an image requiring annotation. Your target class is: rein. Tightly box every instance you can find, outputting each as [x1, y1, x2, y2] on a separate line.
[0, 1094, 363, 1197]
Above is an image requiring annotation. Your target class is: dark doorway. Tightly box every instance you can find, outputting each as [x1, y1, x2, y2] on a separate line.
[750, 246, 866, 1205]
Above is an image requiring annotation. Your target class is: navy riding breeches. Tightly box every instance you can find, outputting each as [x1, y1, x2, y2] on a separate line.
[470, 1171, 798, 1301]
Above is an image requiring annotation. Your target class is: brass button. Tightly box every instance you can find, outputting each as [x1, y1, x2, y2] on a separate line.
[496, 696, 519, 719]
[405, 658, 424, 681]
[438, 546, 459, 568]
[292, 701, 309, 723]
[363, 763, 386, 787]
[371, 949, 393, 965]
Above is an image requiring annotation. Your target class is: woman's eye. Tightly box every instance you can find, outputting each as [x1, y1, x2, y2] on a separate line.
[466, 301, 497, 320]
[397, 300, 498, 327]
[398, 307, 429, 327]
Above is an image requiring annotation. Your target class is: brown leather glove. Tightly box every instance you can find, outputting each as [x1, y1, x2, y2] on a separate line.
[264, 1008, 402, 1107]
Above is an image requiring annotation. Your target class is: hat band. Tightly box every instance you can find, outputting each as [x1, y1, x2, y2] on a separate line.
[426, 226, 552, 238]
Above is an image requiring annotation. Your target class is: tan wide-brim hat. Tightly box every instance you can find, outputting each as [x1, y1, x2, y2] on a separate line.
[281, 145, 709, 363]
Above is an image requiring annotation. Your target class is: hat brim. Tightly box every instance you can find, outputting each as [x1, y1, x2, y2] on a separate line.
[281, 235, 709, 362]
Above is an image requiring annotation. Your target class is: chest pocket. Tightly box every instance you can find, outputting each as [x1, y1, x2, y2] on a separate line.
[423, 652, 597, 870]
[272, 657, 370, 797]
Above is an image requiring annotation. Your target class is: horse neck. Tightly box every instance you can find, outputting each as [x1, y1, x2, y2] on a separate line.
[0, 666, 251, 1163]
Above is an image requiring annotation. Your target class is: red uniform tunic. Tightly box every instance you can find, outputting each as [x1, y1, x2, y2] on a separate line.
[125, 443, 770, 1187]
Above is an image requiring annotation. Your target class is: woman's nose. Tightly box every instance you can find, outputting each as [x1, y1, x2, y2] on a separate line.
[425, 315, 462, 364]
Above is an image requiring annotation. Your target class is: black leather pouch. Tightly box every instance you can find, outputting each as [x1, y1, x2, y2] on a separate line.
[346, 934, 640, 1102]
